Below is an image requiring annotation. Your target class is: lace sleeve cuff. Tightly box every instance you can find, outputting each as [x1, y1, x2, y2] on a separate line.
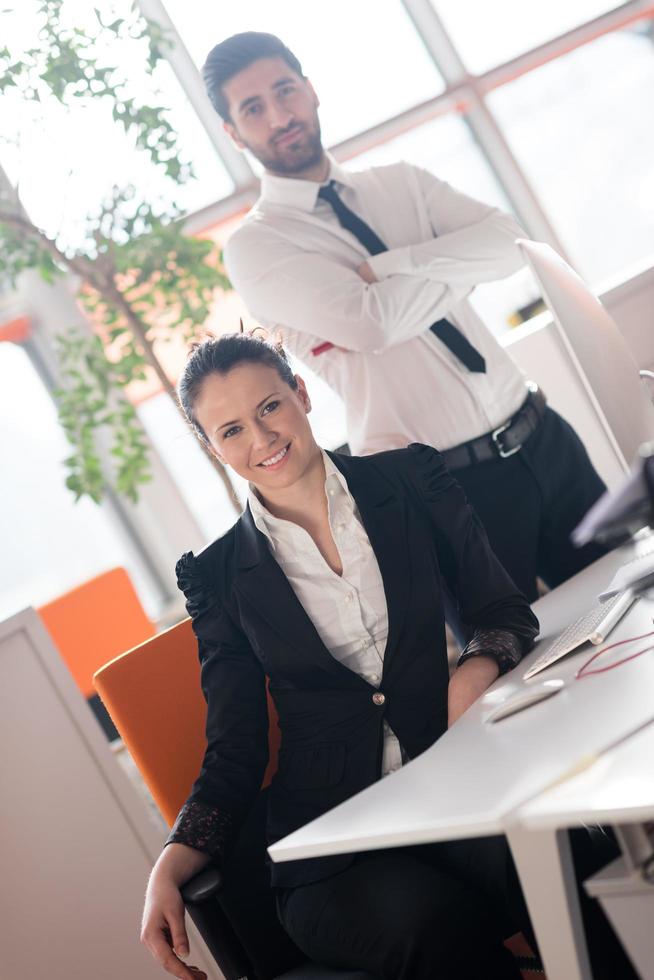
[165, 800, 235, 862]
[457, 628, 523, 676]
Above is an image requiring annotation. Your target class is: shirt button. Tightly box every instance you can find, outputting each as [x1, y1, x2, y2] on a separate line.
[372, 692, 386, 706]
[344, 592, 353, 603]
[369, 672, 379, 682]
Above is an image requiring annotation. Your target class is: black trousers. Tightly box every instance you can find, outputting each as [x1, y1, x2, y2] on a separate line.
[276, 829, 637, 980]
[453, 407, 608, 603]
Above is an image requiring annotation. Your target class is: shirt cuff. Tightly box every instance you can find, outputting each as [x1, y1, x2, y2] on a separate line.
[457, 628, 523, 676]
[165, 800, 235, 863]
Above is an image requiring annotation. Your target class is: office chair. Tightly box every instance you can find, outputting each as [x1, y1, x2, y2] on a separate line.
[94, 620, 543, 980]
[94, 619, 373, 980]
[38, 566, 155, 739]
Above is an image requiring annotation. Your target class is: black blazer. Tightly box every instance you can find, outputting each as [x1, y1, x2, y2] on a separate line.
[169, 444, 539, 888]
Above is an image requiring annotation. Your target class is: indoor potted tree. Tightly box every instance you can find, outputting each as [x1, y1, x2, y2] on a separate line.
[0, 0, 239, 509]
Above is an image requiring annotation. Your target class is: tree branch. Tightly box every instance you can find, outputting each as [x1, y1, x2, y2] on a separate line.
[0, 208, 100, 285]
[103, 280, 241, 515]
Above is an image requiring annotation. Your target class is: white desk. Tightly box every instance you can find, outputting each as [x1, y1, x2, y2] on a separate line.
[268, 546, 654, 980]
[516, 720, 654, 979]
[519, 718, 654, 832]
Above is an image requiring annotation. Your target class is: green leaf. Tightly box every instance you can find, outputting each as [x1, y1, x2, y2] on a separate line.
[2, 5, 236, 505]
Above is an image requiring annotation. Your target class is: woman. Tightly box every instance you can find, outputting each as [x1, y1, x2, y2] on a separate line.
[141, 332, 542, 979]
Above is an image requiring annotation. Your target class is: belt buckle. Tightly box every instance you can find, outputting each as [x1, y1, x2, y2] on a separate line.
[491, 421, 522, 459]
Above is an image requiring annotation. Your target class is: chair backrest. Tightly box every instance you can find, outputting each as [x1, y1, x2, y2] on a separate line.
[95, 620, 534, 980]
[93, 618, 281, 827]
[39, 566, 154, 700]
[94, 619, 297, 980]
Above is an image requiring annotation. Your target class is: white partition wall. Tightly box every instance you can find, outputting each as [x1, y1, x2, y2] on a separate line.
[0, 608, 222, 980]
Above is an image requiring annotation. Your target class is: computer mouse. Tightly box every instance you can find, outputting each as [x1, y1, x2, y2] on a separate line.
[484, 679, 565, 724]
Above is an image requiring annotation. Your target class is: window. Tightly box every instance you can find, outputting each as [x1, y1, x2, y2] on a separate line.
[161, 0, 445, 146]
[488, 22, 654, 285]
[431, 0, 622, 73]
[0, 0, 233, 252]
[4, 0, 652, 624]
[137, 391, 244, 541]
[0, 342, 162, 620]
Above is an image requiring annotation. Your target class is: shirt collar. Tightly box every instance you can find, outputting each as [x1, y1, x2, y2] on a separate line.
[259, 153, 355, 213]
[247, 449, 352, 549]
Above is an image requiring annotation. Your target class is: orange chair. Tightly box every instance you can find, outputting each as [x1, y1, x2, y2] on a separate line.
[39, 566, 155, 738]
[94, 621, 543, 980]
[94, 620, 373, 980]
[94, 617, 280, 825]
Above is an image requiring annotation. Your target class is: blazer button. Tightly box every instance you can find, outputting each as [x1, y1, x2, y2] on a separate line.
[372, 692, 386, 706]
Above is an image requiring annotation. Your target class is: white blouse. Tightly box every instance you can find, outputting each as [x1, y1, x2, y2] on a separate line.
[248, 451, 403, 777]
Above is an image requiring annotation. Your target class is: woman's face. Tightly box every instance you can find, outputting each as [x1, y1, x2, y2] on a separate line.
[193, 361, 318, 491]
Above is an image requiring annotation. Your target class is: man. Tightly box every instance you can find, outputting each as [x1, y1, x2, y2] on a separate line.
[203, 31, 606, 601]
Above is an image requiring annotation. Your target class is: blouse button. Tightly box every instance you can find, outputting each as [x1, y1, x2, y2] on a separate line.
[372, 692, 386, 706]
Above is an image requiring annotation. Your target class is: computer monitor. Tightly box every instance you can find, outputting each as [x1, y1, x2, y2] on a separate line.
[573, 443, 654, 547]
[517, 240, 654, 470]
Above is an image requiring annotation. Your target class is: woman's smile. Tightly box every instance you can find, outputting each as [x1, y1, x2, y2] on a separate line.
[257, 442, 291, 470]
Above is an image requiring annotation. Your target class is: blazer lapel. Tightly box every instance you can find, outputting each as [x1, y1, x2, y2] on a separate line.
[233, 506, 367, 689]
[329, 453, 411, 677]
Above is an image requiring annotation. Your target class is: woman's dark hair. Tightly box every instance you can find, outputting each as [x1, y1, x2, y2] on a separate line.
[178, 332, 298, 446]
[202, 32, 304, 121]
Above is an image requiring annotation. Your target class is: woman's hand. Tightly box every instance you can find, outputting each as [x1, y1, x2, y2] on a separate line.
[141, 844, 210, 979]
[447, 655, 499, 727]
[141, 872, 206, 980]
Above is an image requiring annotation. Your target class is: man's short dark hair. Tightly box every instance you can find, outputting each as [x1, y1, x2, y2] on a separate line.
[202, 32, 305, 121]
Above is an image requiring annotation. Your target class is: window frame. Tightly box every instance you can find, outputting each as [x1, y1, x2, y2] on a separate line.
[141, 0, 651, 256]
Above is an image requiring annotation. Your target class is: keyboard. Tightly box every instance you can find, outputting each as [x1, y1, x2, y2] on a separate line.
[523, 591, 637, 680]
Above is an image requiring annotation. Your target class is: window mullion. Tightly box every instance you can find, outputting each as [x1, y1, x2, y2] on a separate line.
[400, 0, 573, 256]
[460, 89, 574, 259]
[135, 0, 255, 189]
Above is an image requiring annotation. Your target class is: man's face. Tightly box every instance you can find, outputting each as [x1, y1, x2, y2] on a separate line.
[222, 56, 323, 175]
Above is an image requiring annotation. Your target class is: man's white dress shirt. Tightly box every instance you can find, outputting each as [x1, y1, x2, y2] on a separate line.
[248, 451, 403, 777]
[225, 156, 529, 455]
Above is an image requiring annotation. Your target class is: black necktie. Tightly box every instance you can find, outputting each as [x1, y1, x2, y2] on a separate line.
[318, 181, 486, 373]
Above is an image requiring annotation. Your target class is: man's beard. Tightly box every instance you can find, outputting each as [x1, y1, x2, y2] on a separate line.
[253, 120, 324, 175]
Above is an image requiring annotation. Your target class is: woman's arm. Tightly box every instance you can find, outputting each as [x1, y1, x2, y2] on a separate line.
[141, 844, 210, 980]
[166, 552, 269, 856]
[141, 550, 269, 977]
[447, 655, 499, 727]
[405, 443, 540, 674]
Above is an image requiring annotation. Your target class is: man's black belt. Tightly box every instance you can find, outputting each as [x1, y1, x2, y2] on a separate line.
[441, 385, 547, 471]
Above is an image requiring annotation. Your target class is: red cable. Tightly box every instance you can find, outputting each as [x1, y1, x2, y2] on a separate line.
[576, 629, 654, 679]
